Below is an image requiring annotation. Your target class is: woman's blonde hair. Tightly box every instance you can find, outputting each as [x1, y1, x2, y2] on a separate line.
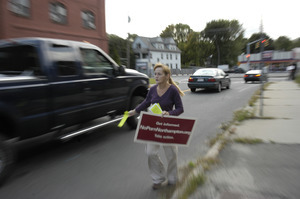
[154, 63, 185, 96]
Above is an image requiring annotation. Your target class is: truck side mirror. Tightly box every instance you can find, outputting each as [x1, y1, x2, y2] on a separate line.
[118, 65, 125, 75]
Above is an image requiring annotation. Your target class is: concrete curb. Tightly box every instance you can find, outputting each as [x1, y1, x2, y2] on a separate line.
[171, 163, 204, 199]
[171, 130, 231, 199]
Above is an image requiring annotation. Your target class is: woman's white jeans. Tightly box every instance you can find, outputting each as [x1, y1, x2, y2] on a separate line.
[145, 143, 178, 184]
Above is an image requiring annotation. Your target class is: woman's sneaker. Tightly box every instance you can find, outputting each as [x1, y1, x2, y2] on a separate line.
[152, 180, 167, 190]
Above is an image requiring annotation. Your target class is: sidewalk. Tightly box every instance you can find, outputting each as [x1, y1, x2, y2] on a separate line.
[177, 80, 300, 199]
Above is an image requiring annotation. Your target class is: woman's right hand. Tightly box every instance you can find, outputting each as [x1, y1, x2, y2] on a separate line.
[128, 110, 136, 117]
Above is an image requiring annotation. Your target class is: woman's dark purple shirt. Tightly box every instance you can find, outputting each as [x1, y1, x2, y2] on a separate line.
[135, 84, 184, 116]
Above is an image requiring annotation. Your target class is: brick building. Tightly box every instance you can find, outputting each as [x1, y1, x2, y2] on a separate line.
[0, 0, 108, 52]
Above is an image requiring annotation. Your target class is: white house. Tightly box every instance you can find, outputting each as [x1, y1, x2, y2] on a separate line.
[132, 36, 181, 76]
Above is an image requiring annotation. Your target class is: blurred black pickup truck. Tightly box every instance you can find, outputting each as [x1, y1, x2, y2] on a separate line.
[0, 37, 149, 184]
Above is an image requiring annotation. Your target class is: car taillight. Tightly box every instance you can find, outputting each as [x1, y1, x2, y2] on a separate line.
[188, 77, 194, 82]
[255, 74, 261, 77]
[207, 78, 216, 82]
[244, 74, 248, 77]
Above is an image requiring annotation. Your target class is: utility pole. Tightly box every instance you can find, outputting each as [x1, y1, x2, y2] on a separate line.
[259, 19, 265, 117]
[246, 39, 260, 70]
[127, 33, 130, 68]
[126, 16, 131, 68]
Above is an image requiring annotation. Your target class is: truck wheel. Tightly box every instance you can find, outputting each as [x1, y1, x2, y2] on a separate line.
[127, 96, 145, 129]
[0, 135, 14, 186]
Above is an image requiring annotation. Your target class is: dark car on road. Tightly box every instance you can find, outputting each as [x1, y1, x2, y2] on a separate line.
[187, 68, 231, 92]
[244, 70, 268, 83]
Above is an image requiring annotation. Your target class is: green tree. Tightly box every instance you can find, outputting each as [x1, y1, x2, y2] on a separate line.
[183, 32, 214, 67]
[110, 47, 120, 64]
[274, 36, 293, 51]
[184, 32, 201, 66]
[160, 23, 193, 44]
[202, 19, 244, 66]
[292, 38, 300, 48]
[108, 34, 136, 68]
[160, 23, 194, 67]
[108, 34, 125, 65]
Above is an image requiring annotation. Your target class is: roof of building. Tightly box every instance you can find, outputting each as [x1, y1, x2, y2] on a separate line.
[133, 36, 181, 53]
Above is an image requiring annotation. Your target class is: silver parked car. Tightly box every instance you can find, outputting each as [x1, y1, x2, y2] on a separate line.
[187, 68, 231, 92]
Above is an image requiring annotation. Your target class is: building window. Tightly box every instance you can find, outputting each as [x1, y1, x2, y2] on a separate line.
[176, 54, 178, 60]
[49, 2, 67, 24]
[8, 0, 30, 17]
[81, 10, 96, 29]
[166, 54, 169, 60]
[150, 53, 152, 59]
[137, 43, 141, 49]
[134, 53, 140, 59]
[161, 53, 163, 59]
[157, 58, 159, 62]
[156, 44, 164, 49]
[170, 54, 172, 60]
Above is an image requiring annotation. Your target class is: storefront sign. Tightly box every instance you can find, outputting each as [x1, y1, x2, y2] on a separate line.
[262, 51, 273, 60]
[134, 112, 197, 146]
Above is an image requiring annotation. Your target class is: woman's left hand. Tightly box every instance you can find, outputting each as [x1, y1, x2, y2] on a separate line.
[162, 111, 169, 116]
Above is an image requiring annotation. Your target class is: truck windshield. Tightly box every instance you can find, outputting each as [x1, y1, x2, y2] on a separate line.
[0, 45, 42, 78]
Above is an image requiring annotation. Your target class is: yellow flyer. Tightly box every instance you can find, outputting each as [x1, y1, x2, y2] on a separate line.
[118, 111, 129, 127]
[149, 103, 162, 114]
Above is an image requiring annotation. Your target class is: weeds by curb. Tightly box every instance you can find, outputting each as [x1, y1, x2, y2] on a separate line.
[179, 173, 206, 199]
[233, 137, 263, 144]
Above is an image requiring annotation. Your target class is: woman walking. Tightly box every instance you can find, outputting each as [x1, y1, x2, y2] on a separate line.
[129, 63, 184, 189]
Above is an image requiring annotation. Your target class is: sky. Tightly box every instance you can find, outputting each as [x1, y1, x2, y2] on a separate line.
[105, 0, 299, 41]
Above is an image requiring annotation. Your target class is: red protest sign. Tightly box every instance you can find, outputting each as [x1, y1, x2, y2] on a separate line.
[134, 112, 197, 146]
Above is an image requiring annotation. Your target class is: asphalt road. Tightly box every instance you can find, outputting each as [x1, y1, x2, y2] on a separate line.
[0, 76, 280, 199]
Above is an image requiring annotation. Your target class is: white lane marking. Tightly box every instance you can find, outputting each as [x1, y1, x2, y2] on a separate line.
[231, 81, 245, 84]
[238, 85, 258, 92]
